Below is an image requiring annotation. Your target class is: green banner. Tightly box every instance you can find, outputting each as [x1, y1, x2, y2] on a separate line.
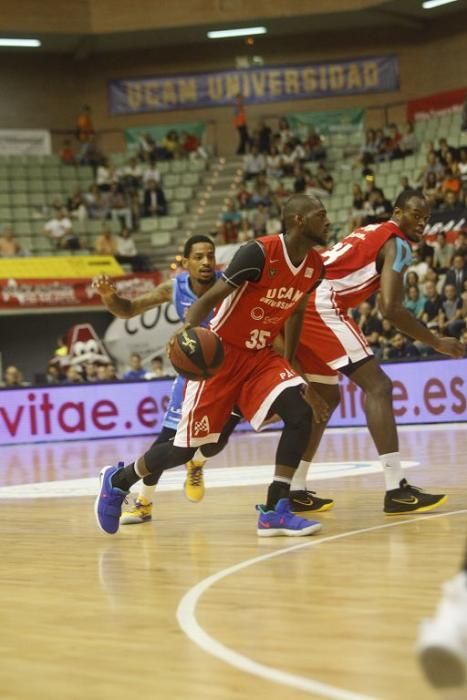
[286, 108, 365, 140]
[124, 121, 206, 150]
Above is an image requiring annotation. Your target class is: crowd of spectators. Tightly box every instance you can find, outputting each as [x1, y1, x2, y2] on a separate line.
[1, 352, 173, 388]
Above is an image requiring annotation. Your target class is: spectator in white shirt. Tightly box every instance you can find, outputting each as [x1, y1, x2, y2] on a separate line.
[96, 158, 115, 192]
[43, 208, 81, 250]
[115, 227, 151, 272]
[121, 157, 143, 192]
[243, 145, 265, 180]
[143, 159, 161, 185]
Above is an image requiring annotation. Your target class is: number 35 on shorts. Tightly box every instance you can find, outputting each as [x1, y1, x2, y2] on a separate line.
[245, 329, 271, 349]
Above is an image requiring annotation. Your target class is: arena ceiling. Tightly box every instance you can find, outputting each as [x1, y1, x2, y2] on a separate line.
[1, 0, 467, 56]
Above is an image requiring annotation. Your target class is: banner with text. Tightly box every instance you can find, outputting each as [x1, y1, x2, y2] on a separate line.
[108, 55, 399, 115]
[0, 359, 463, 445]
[286, 107, 365, 138]
[0, 272, 161, 310]
[0, 129, 51, 155]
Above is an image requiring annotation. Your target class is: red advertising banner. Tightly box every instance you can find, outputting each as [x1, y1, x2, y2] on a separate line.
[407, 87, 466, 121]
[0, 272, 162, 309]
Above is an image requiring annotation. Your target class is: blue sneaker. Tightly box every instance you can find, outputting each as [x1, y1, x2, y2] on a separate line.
[256, 498, 322, 537]
[95, 464, 129, 534]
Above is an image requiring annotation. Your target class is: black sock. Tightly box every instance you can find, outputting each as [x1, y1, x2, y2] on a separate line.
[111, 463, 139, 492]
[266, 480, 290, 510]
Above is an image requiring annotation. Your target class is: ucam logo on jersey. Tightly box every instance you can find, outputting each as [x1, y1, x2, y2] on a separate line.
[259, 287, 304, 309]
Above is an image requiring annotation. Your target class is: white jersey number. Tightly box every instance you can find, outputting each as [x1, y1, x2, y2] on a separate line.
[245, 329, 271, 349]
[321, 225, 380, 266]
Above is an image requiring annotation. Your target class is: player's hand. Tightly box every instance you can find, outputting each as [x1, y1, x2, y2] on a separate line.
[303, 384, 331, 424]
[433, 337, 465, 359]
[92, 274, 117, 299]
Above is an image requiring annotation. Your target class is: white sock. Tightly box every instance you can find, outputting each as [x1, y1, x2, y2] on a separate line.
[381, 452, 403, 491]
[274, 475, 291, 485]
[193, 448, 206, 464]
[138, 482, 154, 503]
[290, 460, 311, 491]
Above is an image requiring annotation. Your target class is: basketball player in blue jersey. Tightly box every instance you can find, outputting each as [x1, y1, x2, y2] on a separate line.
[93, 234, 240, 524]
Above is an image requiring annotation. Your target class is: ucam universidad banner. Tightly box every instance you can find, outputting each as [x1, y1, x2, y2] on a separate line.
[108, 55, 399, 115]
[0, 359, 464, 446]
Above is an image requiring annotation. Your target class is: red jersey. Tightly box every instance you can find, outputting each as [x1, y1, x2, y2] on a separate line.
[319, 221, 409, 310]
[210, 234, 323, 350]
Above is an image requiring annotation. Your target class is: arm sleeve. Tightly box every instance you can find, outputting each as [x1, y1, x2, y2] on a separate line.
[222, 240, 266, 288]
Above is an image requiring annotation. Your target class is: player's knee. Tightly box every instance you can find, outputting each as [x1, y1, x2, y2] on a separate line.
[371, 371, 393, 399]
[282, 396, 313, 431]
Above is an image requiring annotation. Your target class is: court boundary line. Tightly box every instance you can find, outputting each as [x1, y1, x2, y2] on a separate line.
[177, 508, 467, 700]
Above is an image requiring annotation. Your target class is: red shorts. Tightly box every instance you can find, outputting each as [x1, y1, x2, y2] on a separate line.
[174, 343, 304, 448]
[297, 279, 373, 384]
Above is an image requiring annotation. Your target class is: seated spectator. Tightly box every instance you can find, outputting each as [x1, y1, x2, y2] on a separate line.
[363, 190, 392, 225]
[290, 139, 306, 163]
[441, 170, 461, 198]
[354, 301, 382, 352]
[180, 131, 208, 160]
[0, 225, 27, 257]
[440, 189, 463, 213]
[266, 146, 283, 179]
[422, 279, 445, 329]
[116, 227, 151, 272]
[143, 179, 167, 217]
[358, 128, 378, 167]
[436, 137, 458, 166]
[237, 218, 254, 243]
[64, 366, 84, 384]
[145, 356, 165, 379]
[96, 158, 114, 192]
[2, 365, 26, 387]
[386, 332, 420, 360]
[316, 165, 334, 195]
[454, 232, 467, 258]
[458, 148, 467, 186]
[251, 203, 268, 237]
[95, 223, 117, 256]
[106, 363, 119, 381]
[84, 362, 98, 382]
[418, 152, 444, 185]
[108, 183, 132, 229]
[405, 270, 420, 291]
[280, 143, 296, 175]
[250, 173, 272, 207]
[445, 253, 467, 295]
[45, 361, 62, 384]
[160, 130, 180, 160]
[406, 245, 430, 282]
[403, 285, 426, 318]
[219, 220, 238, 244]
[60, 139, 76, 165]
[441, 283, 465, 337]
[236, 184, 251, 210]
[84, 184, 110, 220]
[293, 164, 307, 194]
[143, 159, 161, 186]
[305, 127, 326, 162]
[350, 183, 366, 229]
[398, 122, 418, 157]
[276, 117, 294, 150]
[221, 199, 241, 227]
[433, 232, 455, 273]
[243, 145, 265, 180]
[399, 175, 414, 193]
[123, 353, 146, 381]
[422, 171, 443, 207]
[137, 132, 157, 162]
[386, 123, 402, 160]
[121, 157, 143, 193]
[43, 207, 81, 251]
[67, 187, 88, 221]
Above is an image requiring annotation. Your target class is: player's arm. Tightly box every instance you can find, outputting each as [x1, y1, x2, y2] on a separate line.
[379, 238, 464, 358]
[92, 274, 173, 318]
[283, 293, 309, 363]
[185, 240, 266, 328]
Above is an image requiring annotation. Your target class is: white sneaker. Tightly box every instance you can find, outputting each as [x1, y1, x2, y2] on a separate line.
[417, 572, 467, 688]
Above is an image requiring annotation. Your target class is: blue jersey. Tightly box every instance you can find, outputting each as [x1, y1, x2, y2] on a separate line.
[172, 271, 221, 326]
[163, 271, 221, 431]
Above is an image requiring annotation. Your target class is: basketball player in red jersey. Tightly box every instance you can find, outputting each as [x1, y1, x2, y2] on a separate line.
[289, 189, 464, 515]
[95, 194, 332, 537]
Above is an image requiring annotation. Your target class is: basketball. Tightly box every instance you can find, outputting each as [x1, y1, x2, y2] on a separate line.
[168, 326, 224, 380]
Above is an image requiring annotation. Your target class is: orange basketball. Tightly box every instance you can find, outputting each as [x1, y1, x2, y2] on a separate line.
[168, 327, 224, 381]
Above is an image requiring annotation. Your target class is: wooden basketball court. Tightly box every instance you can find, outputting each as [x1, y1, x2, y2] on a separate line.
[0, 423, 466, 700]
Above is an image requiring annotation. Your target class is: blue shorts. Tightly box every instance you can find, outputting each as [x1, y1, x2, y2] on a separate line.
[162, 375, 186, 431]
